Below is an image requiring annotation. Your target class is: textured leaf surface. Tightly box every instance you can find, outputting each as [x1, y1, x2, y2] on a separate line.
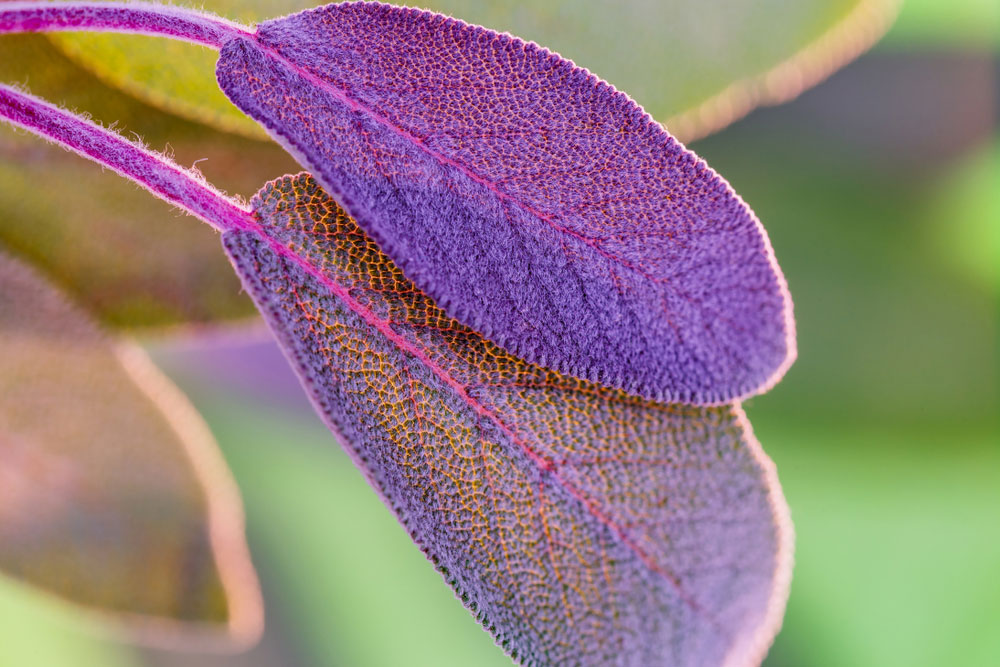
[0, 33, 297, 329]
[0, 250, 261, 646]
[224, 173, 792, 665]
[49, 0, 898, 142]
[216, 1, 796, 405]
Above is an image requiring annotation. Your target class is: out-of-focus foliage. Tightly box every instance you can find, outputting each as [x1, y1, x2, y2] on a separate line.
[0, 251, 261, 644]
[0, 576, 138, 667]
[52, 0, 898, 142]
[881, 0, 998, 47]
[0, 34, 297, 329]
[52, 1, 268, 140]
[920, 143, 999, 294]
[755, 421, 1000, 667]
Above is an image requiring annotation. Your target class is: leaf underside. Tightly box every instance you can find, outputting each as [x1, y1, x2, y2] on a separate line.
[216, 1, 795, 405]
[224, 173, 792, 665]
[0, 250, 260, 646]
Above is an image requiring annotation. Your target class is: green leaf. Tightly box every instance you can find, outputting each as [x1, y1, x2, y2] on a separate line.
[753, 419, 1000, 667]
[0, 34, 298, 329]
[0, 250, 262, 648]
[919, 142, 1000, 294]
[53, 33, 266, 139]
[48, 0, 900, 142]
[882, 0, 999, 48]
[0, 576, 138, 667]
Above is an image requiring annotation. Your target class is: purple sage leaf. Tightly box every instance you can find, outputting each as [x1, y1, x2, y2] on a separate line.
[214, 2, 797, 404]
[225, 172, 793, 665]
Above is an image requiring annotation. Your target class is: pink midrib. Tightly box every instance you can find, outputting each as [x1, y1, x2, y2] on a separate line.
[241, 33, 666, 285]
[242, 215, 715, 627]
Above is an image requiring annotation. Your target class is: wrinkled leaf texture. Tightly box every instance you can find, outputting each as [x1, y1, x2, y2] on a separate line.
[225, 172, 793, 666]
[217, 1, 797, 405]
[50, 0, 900, 142]
[0, 250, 262, 647]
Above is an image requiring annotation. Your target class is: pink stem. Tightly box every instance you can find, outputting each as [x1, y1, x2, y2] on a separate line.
[0, 1, 250, 48]
[0, 83, 254, 233]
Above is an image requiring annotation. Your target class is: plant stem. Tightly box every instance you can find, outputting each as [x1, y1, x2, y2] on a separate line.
[0, 1, 249, 48]
[0, 84, 253, 233]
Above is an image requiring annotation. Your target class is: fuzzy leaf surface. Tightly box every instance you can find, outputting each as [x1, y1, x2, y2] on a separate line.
[224, 173, 792, 665]
[49, 0, 898, 142]
[216, 1, 796, 404]
[0, 250, 261, 646]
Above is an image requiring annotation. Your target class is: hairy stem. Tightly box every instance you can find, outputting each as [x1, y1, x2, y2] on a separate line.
[0, 84, 253, 233]
[0, 1, 249, 48]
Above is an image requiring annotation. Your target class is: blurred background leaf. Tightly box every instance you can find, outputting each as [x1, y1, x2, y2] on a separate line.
[51, 2, 269, 141]
[881, 0, 998, 47]
[50, 0, 898, 142]
[919, 143, 999, 294]
[0, 251, 261, 647]
[0, 575, 138, 667]
[0, 32, 298, 329]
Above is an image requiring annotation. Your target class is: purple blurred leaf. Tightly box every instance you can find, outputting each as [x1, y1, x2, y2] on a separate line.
[0, 249, 262, 648]
[215, 2, 796, 405]
[224, 172, 793, 665]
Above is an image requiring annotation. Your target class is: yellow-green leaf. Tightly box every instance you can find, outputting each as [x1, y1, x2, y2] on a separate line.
[0, 34, 298, 329]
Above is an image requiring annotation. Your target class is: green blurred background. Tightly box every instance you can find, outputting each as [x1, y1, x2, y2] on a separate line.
[0, 0, 997, 665]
